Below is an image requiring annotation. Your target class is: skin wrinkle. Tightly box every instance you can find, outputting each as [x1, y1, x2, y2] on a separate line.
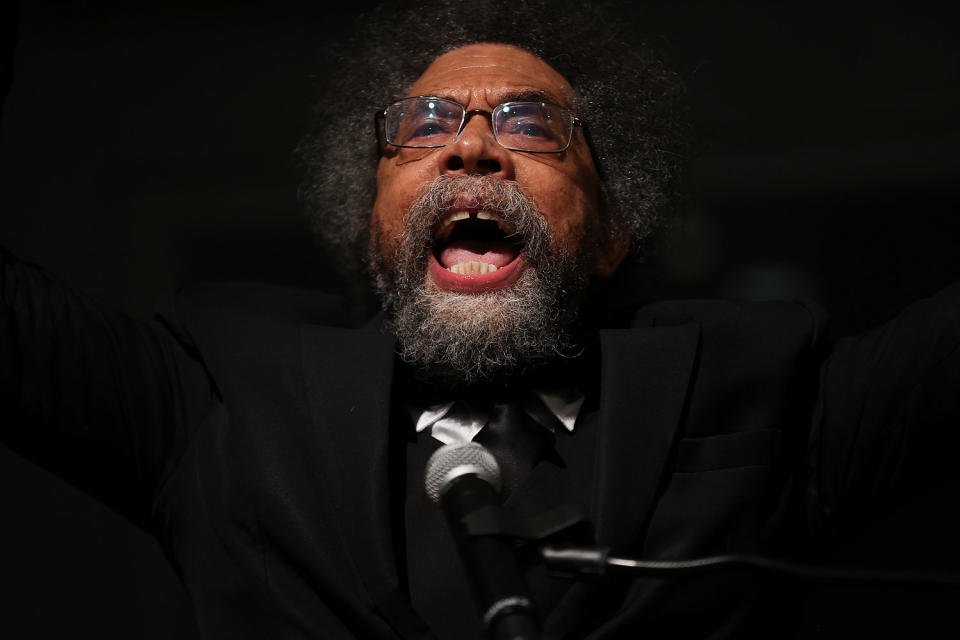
[421, 88, 572, 110]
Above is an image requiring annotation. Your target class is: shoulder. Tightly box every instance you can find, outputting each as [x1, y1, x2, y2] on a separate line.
[629, 297, 829, 350]
[151, 282, 366, 362]
[168, 282, 354, 327]
[622, 298, 830, 434]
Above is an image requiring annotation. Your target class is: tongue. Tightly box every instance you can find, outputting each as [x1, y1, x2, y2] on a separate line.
[439, 239, 519, 268]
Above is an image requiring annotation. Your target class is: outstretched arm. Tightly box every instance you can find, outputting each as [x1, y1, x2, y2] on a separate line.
[808, 281, 960, 529]
[0, 247, 214, 528]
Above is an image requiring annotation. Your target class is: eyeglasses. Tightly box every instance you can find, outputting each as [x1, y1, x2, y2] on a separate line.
[376, 96, 584, 153]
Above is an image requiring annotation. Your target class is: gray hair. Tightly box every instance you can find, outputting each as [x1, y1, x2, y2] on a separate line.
[297, 0, 690, 295]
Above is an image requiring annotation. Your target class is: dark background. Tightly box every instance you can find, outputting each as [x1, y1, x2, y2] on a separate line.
[1, 0, 958, 637]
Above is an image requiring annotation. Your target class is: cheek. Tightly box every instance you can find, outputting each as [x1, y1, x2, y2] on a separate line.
[371, 159, 431, 257]
[369, 207, 395, 263]
[552, 194, 598, 256]
[521, 165, 601, 257]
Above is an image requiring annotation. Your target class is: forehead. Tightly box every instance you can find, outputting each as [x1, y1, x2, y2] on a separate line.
[406, 43, 576, 108]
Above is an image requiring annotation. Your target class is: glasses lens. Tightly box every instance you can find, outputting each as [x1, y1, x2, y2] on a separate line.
[385, 97, 463, 148]
[493, 102, 572, 152]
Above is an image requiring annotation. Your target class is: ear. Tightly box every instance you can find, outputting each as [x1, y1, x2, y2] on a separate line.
[592, 224, 631, 278]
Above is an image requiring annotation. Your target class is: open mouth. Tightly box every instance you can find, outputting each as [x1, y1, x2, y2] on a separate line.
[428, 209, 525, 292]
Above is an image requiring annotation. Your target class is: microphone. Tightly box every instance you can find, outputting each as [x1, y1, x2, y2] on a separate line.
[425, 442, 540, 640]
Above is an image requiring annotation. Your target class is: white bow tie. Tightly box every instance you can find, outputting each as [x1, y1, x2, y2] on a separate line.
[408, 387, 585, 445]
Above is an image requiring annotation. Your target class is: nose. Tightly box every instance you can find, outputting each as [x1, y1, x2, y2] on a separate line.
[436, 111, 516, 179]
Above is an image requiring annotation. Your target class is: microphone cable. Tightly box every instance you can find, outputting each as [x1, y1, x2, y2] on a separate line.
[541, 545, 960, 588]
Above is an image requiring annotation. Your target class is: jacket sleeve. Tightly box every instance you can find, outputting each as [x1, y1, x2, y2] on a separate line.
[0, 247, 214, 528]
[808, 281, 960, 529]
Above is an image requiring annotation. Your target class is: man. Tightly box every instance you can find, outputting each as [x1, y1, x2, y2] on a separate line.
[2, 1, 959, 638]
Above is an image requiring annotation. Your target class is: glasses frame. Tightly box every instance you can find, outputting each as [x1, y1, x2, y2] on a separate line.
[375, 96, 585, 154]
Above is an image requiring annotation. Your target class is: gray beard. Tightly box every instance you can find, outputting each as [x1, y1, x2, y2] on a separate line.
[371, 175, 595, 386]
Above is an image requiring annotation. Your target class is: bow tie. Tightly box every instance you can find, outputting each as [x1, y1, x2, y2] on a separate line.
[408, 388, 583, 444]
[409, 389, 583, 496]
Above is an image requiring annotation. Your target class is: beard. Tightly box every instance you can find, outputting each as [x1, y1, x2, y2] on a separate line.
[370, 175, 597, 386]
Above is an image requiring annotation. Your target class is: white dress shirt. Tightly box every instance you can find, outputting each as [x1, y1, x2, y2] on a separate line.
[408, 388, 585, 445]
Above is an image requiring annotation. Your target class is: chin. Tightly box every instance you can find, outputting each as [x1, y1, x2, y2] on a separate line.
[371, 174, 594, 384]
[387, 265, 584, 386]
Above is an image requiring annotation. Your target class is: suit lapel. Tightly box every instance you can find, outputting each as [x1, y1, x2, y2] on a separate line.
[503, 322, 701, 636]
[592, 322, 700, 549]
[300, 324, 430, 636]
[480, 321, 700, 566]
[296, 317, 699, 635]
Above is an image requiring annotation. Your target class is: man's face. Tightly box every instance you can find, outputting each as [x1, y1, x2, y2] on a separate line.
[372, 43, 622, 284]
[370, 43, 626, 384]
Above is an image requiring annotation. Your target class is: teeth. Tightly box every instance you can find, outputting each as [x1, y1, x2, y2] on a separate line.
[475, 211, 510, 233]
[436, 211, 470, 242]
[434, 209, 515, 242]
[448, 261, 499, 275]
[442, 211, 471, 228]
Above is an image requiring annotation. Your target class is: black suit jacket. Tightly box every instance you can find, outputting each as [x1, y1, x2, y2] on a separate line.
[3, 250, 960, 638]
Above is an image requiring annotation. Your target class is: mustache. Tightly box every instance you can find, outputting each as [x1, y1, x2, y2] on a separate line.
[413, 174, 534, 216]
[372, 174, 557, 298]
[379, 175, 578, 384]
[405, 174, 551, 255]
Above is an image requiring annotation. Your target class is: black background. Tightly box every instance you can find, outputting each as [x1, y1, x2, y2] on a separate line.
[1, 0, 959, 637]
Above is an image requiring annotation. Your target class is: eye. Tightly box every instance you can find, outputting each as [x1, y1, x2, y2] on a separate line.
[495, 102, 569, 151]
[509, 120, 550, 139]
[386, 98, 464, 147]
[412, 119, 452, 138]
[395, 115, 457, 145]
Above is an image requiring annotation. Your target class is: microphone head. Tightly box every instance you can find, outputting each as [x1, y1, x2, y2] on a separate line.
[424, 442, 502, 504]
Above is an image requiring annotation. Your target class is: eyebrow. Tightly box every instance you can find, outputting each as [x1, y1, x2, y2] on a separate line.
[426, 88, 572, 109]
[494, 89, 567, 106]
